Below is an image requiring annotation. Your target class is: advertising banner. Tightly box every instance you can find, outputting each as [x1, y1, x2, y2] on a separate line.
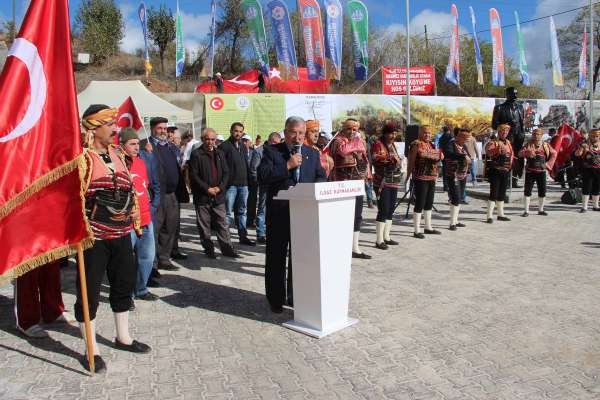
[382, 66, 436, 95]
[324, 0, 343, 80]
[241, 0, 270, 76]
[490, 8, 505, 86]
[267, 0, 298, 80]
[347, 0, 369, 81]
[205, 94, 286, 139]
[299, 0, 326, 80]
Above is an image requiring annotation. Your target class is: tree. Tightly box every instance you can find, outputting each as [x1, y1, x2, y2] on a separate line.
[557, 5, 600, 98]
[75, 0, 124, 65]
[215, 0, 249, 75]
[2, 21, 16, 47]
[147, 4, 176, 76]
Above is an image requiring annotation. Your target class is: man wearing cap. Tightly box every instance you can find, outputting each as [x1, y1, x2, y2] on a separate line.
[189, 128, 241, 258]
[120, 128, 160, 301]
[220, 122, 256, 246]
[258, 116, 327, 313]
[79, 105, 151, 373]
[316, 131, 335, 178]
[140, 117, 182, 271]
[305, 120, 334, 179]
[330, 118, 372, 259]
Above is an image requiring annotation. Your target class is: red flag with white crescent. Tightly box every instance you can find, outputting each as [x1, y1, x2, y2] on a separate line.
[0, 0, 91, 283]
[117, 97, 144, 131]
[550, 123, 584, 178]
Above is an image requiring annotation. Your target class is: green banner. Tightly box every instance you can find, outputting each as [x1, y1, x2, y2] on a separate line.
[347, 0, 368, 80]
[175, 2, 184, 78]
[241, 0, 270, 76]
[205, 94, 285, 139]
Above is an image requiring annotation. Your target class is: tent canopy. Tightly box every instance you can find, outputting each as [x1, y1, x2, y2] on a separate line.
[77, 80, 194, 124]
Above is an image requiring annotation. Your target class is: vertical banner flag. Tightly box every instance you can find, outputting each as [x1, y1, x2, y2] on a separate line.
[550, 16, 564, 86]
[200, 0, 217, 78]
[138, 2, 152, 77]
[241, 0, 270, 76]
[445, 4, 460, 85]
[267, 0, 298, 80]
[490, 8, 505, 86]
[469, 6, 483, 86]
[347, 0, 369, 81]
[324, 0, 343, 80]
[578, 23, 587, 89]
[299, 0, 327, 80]
[175, 0, 185, 78]
[514, 11, 529, 86]
[0, 0, 91, 282]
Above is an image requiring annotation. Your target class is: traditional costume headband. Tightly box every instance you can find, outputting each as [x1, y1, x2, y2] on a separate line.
[590, 129, 600, 137]
[81, 108, 118, 131]
[497, 124, 511, 131]
[306, 120, 320, 131]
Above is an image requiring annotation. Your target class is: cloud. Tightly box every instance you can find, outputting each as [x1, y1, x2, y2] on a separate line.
[383, 9, 467, 40]
[119, 4, 211, 55]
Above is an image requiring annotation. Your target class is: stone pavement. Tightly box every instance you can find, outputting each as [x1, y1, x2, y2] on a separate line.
[1, 181, 599, 400]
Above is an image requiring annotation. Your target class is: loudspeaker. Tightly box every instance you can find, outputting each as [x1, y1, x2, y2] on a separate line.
[404, 124, 420, 156]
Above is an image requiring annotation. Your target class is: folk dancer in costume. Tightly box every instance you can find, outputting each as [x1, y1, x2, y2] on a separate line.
[330, 118, 372, 259]
[575, 128, 600, 212]
[518, 128, 557, 217]
[78, 105, 151, 373]
[406, 125, 443, 239]
[444, 129, 472, 230]
[485, 124, 514, 223]
[305, 120, 334, 179]
[371, 123, 402, 249]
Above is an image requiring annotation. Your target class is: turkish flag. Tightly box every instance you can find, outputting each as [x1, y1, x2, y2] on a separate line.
[550, 123, 584, 178]
[0, 0, 90, 282]
[114, 96, 144, 144]
[117, 96, 144, 130]
[195, 68, 329, 94]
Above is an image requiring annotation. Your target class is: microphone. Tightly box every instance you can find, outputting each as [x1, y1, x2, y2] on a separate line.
[292, 144, 301, 182]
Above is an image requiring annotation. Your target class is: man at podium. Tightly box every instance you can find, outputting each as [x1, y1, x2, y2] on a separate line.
[258, 116, 327, 313]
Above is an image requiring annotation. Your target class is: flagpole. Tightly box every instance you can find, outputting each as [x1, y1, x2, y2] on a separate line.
[590, 0, 594, 130]
[76, 243, 95, 375]
[406, 0, 411, 125]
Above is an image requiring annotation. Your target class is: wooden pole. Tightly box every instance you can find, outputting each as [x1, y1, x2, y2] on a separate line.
[76, 243, 95, 375]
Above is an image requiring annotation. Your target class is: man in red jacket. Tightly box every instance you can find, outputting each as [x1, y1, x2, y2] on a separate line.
[120, 128, 159, 302]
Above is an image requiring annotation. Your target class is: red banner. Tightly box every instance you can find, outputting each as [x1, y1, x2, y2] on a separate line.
[382, 66, 436, 95]
[196, 68, 329, 94]
[0, 0, 90, 283]
[298, 0, 326, 80]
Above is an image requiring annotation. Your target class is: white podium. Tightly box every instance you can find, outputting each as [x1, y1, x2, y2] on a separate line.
[274, 180, 365, 338]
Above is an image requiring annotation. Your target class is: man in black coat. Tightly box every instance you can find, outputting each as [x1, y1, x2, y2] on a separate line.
[258, 116, 327, 313]
[188, 128, 239, 259]
[492, 86, 525, 187]
[219, 122, 255, 246]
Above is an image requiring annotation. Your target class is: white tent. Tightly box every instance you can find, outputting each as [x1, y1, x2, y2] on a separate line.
[77, 80, 194, 124]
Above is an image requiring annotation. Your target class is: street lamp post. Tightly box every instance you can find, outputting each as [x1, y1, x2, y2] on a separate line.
[406, 0, 411, 125]
[590, 0, 595, 130]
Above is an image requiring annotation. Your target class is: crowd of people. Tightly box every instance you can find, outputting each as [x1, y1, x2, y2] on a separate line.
[13, 97, 600, 372]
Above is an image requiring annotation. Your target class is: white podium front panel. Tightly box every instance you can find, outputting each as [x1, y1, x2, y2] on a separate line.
[276, 180, 364, 338]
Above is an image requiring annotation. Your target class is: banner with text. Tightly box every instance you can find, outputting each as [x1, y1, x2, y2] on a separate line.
[382, 66, 436, 95]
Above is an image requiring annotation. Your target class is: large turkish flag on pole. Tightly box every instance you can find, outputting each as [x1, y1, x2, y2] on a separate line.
[0, 0, 91, 283]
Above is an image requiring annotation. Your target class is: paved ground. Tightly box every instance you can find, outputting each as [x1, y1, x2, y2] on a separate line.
[1, 180, 599, 400]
